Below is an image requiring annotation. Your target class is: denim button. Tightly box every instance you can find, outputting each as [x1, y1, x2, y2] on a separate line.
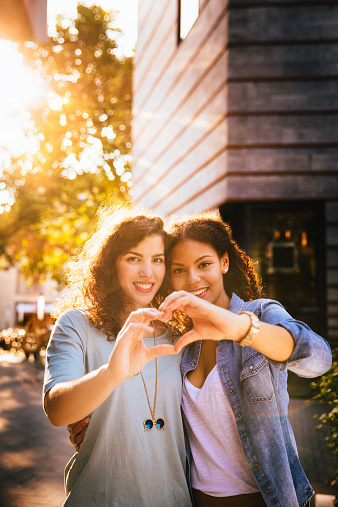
[237, 413, 241, 417]
[243, 436, 247, 441]
[229, 388, 233, 393]
[222, 367, 225, 371]
[266, 489, 271, 494]
[254, 462, 259, 468]
[249, 365, 254, 370]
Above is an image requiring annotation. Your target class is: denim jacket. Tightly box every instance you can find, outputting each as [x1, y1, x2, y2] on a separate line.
[180, 293, 332, 507]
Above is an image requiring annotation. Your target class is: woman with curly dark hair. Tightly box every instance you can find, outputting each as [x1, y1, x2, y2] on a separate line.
[159, 211, 332, 507]
[43, 205, 192, 507]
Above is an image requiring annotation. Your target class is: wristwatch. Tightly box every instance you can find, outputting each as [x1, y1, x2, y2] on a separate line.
[237, 311, 260, 347]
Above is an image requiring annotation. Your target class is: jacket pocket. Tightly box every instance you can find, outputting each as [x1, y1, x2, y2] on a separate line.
[240, 351, 274, 403]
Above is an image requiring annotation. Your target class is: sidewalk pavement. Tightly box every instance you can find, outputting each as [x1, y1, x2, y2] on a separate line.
[0, 351, 336, 507]
[0, 352, 73, 507]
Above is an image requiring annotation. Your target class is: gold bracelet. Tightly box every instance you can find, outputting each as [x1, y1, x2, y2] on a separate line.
[237, 311, 260, 347]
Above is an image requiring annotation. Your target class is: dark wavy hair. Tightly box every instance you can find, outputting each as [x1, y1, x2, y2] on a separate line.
[52, 204, 168, 338]
[165, 211, 262, 334]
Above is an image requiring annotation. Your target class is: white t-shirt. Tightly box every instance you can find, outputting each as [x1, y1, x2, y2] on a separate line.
[182, 365, 259, 497]
[44, 309, 192, 507]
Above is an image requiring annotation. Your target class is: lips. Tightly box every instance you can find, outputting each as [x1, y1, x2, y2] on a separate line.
[133, 282, 155, 293]
[189, 287, 208, 298]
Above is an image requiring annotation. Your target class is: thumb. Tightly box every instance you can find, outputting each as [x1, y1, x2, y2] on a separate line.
[174, 329, 200, 354]
[146, 343, 177, 362]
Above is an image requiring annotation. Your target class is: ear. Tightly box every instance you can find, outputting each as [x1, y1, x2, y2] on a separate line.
[221, 253, 229, 274]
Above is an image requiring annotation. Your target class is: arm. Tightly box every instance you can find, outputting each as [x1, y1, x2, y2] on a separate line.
[45, 307, 176, 426]
[160, 292, 331, 375]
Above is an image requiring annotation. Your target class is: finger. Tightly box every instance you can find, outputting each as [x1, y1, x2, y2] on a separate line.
[69, 429, 82, 448]
[174, 329, 201, 353]
[160, 291, 199, 311]
[146, 343, 177, 361]
[67, 418, 90, 438]
[73, 429, 87, 447]
[158, 306, 172, 321]
[120, 308, 163, 332]
[162, 297, 198, 320]
[159, 291, 186, 310]
[117, 322, 154, 344]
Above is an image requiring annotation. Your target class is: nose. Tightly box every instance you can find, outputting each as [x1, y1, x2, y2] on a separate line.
[139, 260, 153, 278]
[186, 269, 200, 285]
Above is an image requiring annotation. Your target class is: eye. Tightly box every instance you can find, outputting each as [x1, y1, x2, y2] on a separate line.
[171, 267, 184, 275]
[126, 256, 139, 262]
[153, 257, 164, 263]
[199, 262, 211, 268]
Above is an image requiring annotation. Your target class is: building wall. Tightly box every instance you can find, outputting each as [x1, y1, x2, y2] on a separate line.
[132, 0, 338, 343]
[327, 202, 338, 343]
[0, 0, 47, 43]
[225, 1, 338, 343]
[227, 1, 338, 200]
[0, 267, 57, 330]
[0, 269, 17, 330]
[132, 0, 229, 213]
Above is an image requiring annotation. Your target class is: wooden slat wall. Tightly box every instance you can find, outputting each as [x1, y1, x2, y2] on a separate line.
[132, 0, 338, 341]
[227, 0, 338, 343]
[132, 0, 229, 213]
[327, 202, 338, 343]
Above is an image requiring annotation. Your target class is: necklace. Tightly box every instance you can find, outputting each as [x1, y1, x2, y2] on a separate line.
[140, 322, 165, 431]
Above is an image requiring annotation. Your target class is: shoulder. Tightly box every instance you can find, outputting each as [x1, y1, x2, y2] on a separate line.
[230, 293, 290, 324]
[55, 308, 89, 327]
[230, 293, 286, 316]
[245, 298, 286, 313]
[52, 308, 91, 343]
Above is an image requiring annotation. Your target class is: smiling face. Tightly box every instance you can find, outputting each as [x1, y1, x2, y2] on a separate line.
[170, 239, 230, 309]
[116, 234, 166, 310]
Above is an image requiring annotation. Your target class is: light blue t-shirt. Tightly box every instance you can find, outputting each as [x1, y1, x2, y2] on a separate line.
[44, 309, 192, 507]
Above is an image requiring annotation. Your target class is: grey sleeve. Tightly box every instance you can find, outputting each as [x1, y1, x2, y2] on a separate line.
[43, 309, 88, 396]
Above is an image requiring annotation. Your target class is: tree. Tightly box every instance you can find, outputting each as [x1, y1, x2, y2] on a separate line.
[0, 4, 132, 284]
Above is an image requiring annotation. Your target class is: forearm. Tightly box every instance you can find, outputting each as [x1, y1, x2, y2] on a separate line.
[235, 317, 294, 362]
[222, 311, 294, 362]
[44, 364, 120, 426]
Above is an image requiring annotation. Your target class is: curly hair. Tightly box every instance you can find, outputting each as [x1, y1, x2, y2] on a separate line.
[52, 204, 168, 338]
[165, 211, 262, 334]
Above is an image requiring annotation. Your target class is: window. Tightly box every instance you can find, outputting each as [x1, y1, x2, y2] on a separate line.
[220, 201, 326, 336]
[179, 0, 199, 40]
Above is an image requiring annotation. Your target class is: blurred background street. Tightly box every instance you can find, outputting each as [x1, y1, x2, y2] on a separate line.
[0, 352, 73, 507]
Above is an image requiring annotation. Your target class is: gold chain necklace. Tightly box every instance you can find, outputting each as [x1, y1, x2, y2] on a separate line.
[139, 322, 165, 431]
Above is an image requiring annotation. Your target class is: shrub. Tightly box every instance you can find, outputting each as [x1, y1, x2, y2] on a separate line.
[312, 347, 338, 502]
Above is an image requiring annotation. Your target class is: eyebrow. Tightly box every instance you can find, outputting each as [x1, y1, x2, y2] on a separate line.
[171, 254, 214, 266]
[125, 251, 165, 257]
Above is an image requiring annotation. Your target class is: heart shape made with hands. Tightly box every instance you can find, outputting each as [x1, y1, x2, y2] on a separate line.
[159, 291, 232, 353]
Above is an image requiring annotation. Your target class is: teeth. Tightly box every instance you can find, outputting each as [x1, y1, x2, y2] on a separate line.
[134, 283, 153, 289]
[190, 288, 207, 296]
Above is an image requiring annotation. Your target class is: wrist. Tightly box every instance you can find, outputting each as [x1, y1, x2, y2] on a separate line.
[233, 313, 251, 343]
[236, 311, 260, 347]
[101, 363, 122, 391]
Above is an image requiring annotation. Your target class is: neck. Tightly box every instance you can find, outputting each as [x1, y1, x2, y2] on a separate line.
[215, 290, 231, 310]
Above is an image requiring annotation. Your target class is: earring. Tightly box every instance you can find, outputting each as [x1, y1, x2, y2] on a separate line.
[223, 266, 228, 274]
